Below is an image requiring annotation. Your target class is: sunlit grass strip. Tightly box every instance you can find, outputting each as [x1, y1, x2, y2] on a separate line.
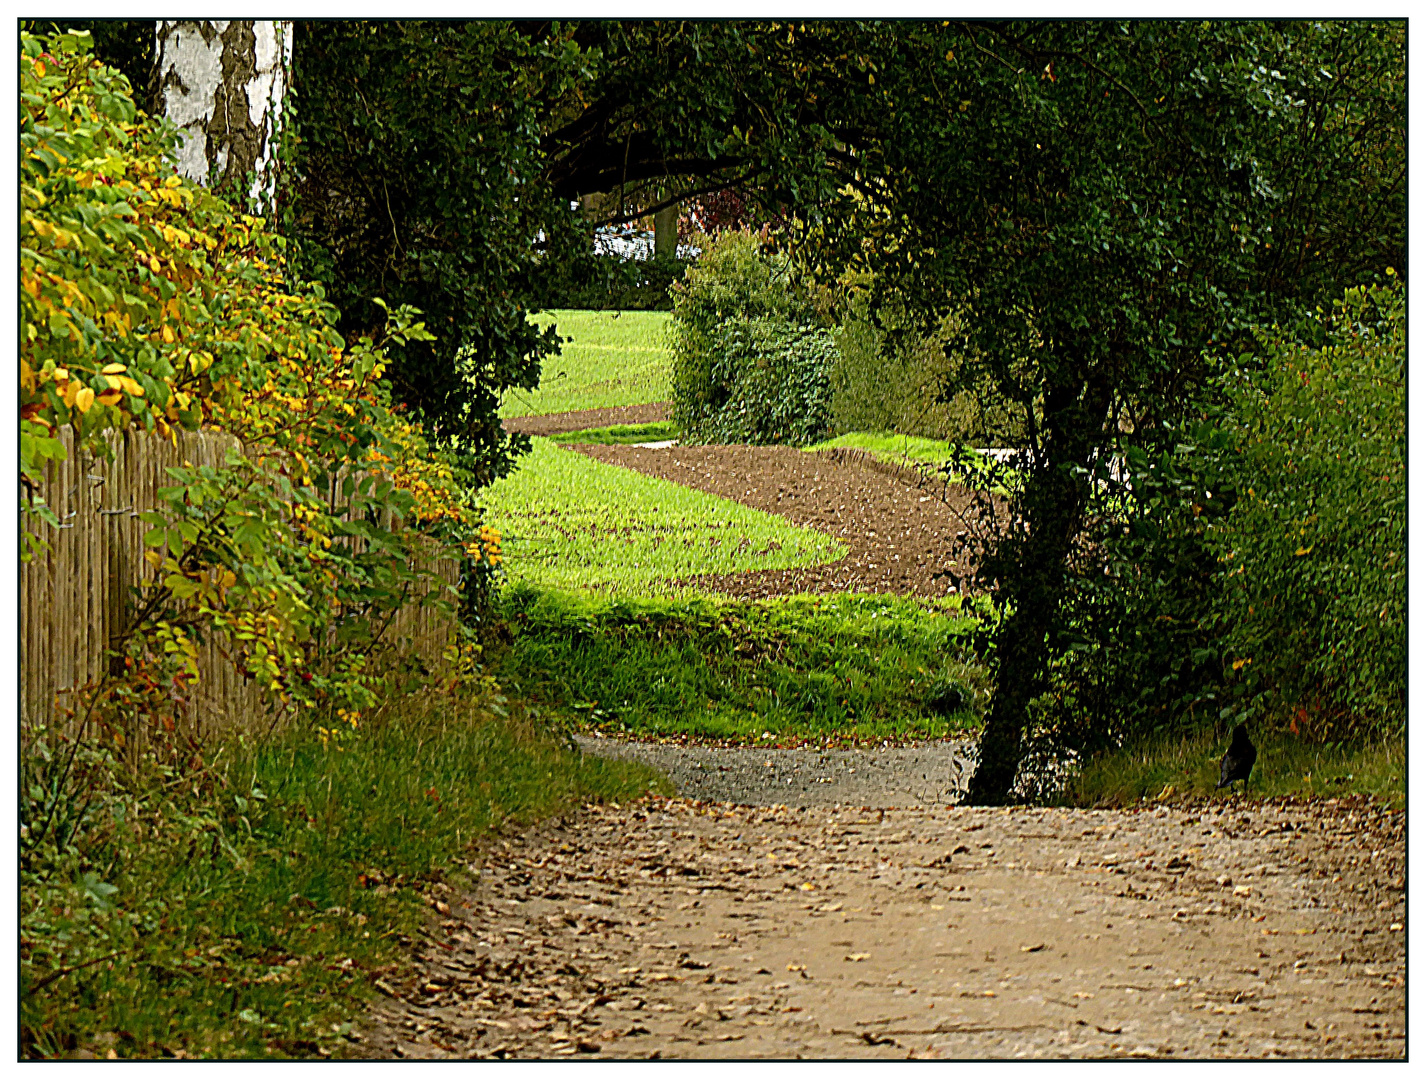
[500, 309, 672, 418]
[493, 584, 988, 744]
[549, 421, 678, 445]
[805, 430, 959, 466]
[481, 438, 847, 594]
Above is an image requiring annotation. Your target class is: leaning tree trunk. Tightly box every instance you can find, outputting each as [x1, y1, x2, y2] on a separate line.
[153, 20, 293, 213]
[964, 364, 1113, 805]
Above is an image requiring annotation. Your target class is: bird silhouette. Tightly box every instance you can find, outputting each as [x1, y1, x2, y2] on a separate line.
[1217, 724, 1257, 793]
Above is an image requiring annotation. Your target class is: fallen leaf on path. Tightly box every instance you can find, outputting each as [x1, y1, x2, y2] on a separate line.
[845, 953, 871, 962]
[1020, 943, 1047, 953]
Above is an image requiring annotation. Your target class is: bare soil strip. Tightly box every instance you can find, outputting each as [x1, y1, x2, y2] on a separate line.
[502, 403, 669, 438]
[354, 795, 1403, 1059]
[572, 444, 988, 600]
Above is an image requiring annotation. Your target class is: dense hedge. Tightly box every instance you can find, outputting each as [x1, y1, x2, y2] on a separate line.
[831, 286, 1024, 445]
[1044, 280, 1405, 755]
[669, 230, 835, 445]
[1204, 281, 1405, 736]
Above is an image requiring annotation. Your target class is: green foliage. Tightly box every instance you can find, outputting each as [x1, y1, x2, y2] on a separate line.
[20, 691, 663, 1059]
[670, 230, 836, 445]
[831, 290, 1023, 444]
[20, 29, 480, 736]
[536, 253, 692, 312]
[1205, 281, 1405, 735]
[1042, 281, 1403, 771]
[493, 585, 988, 744]
[480, 437, 846, 594]
[503, 310, 672, 419]
[291, 21, 596, 481]
[788, 21, 1404, 801]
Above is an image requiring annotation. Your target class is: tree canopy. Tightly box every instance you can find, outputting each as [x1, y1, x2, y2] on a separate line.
[64, 18, 1405, 801]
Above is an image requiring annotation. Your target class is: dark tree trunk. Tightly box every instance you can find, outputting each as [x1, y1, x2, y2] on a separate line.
[964, 358, 1113, 804]
[653, 202, 679, 260]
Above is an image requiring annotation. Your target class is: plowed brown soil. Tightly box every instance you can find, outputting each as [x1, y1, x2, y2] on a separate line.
[503, 403, 669, 438]
[573, 443, 989, 600]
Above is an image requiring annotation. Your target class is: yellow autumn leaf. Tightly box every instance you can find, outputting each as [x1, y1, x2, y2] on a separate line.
[62, 381, 81, 407]
[52, 367, 69, 382]
[118, 377, 145, 397]
[75, 386, 95, 413]
[161, 324, 175, 344]
[97, 390, 124, 406]
[148, 256, 161, 273]
[101, 362, 127, 375]
[104, 375, 124, 391]
[1295, 546, 1313, 556]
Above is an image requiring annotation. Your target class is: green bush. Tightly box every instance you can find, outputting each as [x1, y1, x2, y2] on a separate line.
[670, 230, 835, 445]
[538, 253, 691, 312]
[831, 288, 1023, 444]
[1205, 280, 1405, 736]
[1046, 280, 1404, 762]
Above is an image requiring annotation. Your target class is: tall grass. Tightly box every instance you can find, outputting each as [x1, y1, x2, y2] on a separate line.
[21, 693, 664, 1059]
[480, 437, 847, 594]
[492, 584, 990, 743]
[501, 309, 672, 418]
[1066, 726, 1405, 809]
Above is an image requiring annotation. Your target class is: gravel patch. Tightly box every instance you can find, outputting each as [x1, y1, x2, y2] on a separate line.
[576, 734, 976, 808]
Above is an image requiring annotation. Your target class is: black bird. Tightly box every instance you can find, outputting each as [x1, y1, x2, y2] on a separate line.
[1217, 724, 1257, 793]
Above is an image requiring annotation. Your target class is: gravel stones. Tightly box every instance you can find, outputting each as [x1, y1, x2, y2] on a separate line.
[575, 734, 975, 808]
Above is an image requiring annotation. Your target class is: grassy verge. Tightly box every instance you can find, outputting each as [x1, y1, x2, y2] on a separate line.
[21, 694, 665, 1059]
[502, 309, 672, 418]
[549, 421, 678, 445]
[1066, 726, 1406, 809]
[490, 584, 990, 744]
[480, 437, 847, 594]
[806, 430, 959, 467]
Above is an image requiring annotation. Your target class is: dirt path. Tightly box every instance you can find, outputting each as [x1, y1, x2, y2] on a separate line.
[574, 444, 989, 600]
[354, 793, 1403, 1059]
[502, 403, 669, 438]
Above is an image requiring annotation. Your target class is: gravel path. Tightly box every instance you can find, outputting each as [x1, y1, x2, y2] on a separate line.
[355, 797, 1405, 1061]
[354, 747, 1405, 1061]
[574, 734, 975, 808]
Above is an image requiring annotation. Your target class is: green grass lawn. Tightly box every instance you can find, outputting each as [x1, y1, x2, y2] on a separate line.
[549, 421, 678, 445]
[480, 437, 847, 594]
[806, 430, 958, 466]
[492, 585, 989, 744]
[500, 310, 672, 418]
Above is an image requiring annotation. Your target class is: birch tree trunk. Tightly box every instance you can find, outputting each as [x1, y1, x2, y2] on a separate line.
[153, 20, 293, 212]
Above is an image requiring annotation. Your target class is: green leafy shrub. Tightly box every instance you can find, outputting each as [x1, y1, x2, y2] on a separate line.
[1044, 280, 1404, 764]
[831, 287, 1024, 444]
[670, 230, 835, 445]
[1205, 280, 1405, 736]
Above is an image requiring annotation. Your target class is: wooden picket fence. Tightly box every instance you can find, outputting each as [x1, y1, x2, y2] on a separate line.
[20, 426, 457, 741]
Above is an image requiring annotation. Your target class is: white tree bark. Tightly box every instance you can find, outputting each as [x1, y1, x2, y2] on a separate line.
[154, 20, 293, 212]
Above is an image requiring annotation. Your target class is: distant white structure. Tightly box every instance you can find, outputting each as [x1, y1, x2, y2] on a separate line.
[594, 225, 699, 262]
